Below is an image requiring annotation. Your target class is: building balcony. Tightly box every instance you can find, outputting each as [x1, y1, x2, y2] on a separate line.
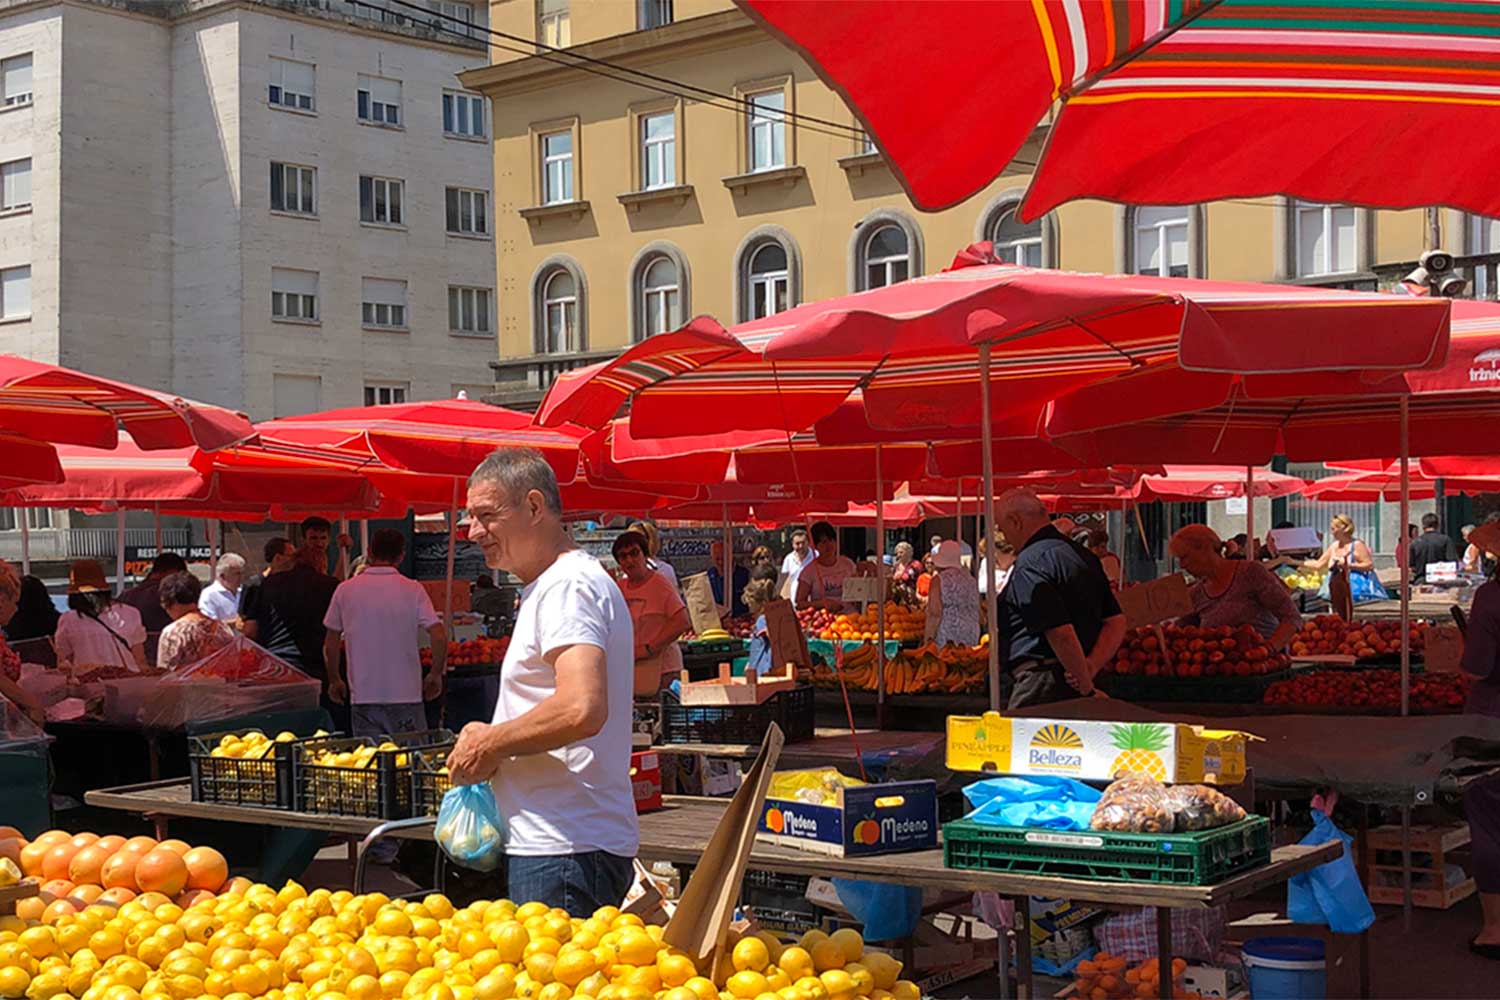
[67, 527, 191, 559]
[1300, 251, 1500, 298]
[488, 348, 626, 411]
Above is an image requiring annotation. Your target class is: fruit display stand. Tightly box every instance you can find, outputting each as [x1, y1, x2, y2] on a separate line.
[82, 778, 1341, 1000]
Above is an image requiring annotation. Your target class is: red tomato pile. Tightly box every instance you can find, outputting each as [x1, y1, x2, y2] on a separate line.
[420, 636, 509, 669]
[1107, 623, 1289, 679]
[1290, 615, 1427, 659]
[1264, 668, 1470, 712]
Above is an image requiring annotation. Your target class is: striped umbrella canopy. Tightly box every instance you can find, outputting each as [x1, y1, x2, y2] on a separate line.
[738, 0, 1500, 216]
[536, 253, 1450, 443]
[0, 433, 63, 488]
[1303, 462, 1500, 502]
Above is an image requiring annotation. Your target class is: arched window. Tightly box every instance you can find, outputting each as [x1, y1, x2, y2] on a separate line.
[748, 242, 789, 319]
[1131, 206, 1191, 277]
[540, 268, 578, 354]
[990, 203, 1043, 267]
[639, 255, 680, 339]
[862, 225, 909, 289]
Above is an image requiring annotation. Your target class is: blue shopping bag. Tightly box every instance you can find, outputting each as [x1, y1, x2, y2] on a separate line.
[435, 783, 507, 872]
[1287, 808, 1375, 934]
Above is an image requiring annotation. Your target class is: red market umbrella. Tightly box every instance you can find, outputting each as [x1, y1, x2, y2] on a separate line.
[1304, 462, 1500, 503]
[0, 355, 253, 451]
[1129, 465, 1305, 502]
[0, 433, 63, 488]
[738, 1, 1500, 217]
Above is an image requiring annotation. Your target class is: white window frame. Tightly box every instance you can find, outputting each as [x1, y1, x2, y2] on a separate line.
[989, 202, 1043, 267]
[638, 0, 672, 29]
[541, 130, 574, 205]
[639, 255, 680, 339]
[361, 277, 408, 330]
[747, 90, 786, 173]
[1294, 201, 1359, 277]
[540, 269, 579, 354]
[748, 243, 789, 320]
[356, 74, 402, 127]
[641, 111, 676, 190]
[1471, 215, 1500, 298]
[448, 285, 493, 336]
[861, 225, 910, 290]
[1132, 206, 1191, 278]
[445, 187, 489, 236]
[271, 268, 319, 323]
[359, 175, 404, 227]
[428, 1, 476, 37]
[538, 0, 570, 47]
[270, 162, 316, 216]
[443, 89, 485, 138]
[1, 54, 31, 108]
[0, 158, 30, 213]
[268, 57, 315, 113]
[0, 265, 30, 321]
[0, 508, 50, 531]
[364, 382, 408, 406]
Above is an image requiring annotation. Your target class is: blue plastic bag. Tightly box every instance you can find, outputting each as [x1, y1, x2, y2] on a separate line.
[1287, 808, 1375, 933]
[434, 783, 507, 872]
[962, 776, 1102, 831]
[830, 878, 923, 941]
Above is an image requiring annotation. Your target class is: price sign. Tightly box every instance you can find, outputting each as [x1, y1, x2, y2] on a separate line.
[1116, 573, 1195, 630]
[841, 576, 883, 608]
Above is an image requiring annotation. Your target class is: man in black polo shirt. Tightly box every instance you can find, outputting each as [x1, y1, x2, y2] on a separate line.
[995, 489, 1126, 709]
[1409, 512, 1458, 584]
[240, 544, 341, 726]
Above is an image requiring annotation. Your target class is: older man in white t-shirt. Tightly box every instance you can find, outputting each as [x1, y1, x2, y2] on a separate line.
[447, 446, 638, 913]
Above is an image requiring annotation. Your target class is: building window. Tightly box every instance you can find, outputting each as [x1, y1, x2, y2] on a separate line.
[445, 187, 488, 236]
[988, 202, 1042, 267]
[359, 175, 404, 226]
[364, 383, 408, 406]
[273, 374, 321, 417]
[0, 158, 30, 212]
[0, 508, 51, 531]
[638, 0, 672, 29]
[637, 255, 680, 340]
[361, 277, 408, 329]
[541, 130, 574, 204]
[271, 268, 318, 322]
[1294, 201, 1358, 276]
[1130, 206, 1190, 278]
[443, 90, 485, 138]
[269, 57, 315, 112]
[747, 90, 786, 172]
[448, 285, 492, 335]
[641, 111, 675, 190]
[0, 265, 29, 320]
[539, 267, 579, 353]
[356, 74, 402, 127]
[538, 0, 570, 47]
[427, 1, 476, 37]
[1471, 215, 1500, 298]
[860, 132, 876, 155]
[270, 162, 315, 216]
[860, 225, 910, 290]
[748, 243, 789, 319]
[2, 54, 31, 107]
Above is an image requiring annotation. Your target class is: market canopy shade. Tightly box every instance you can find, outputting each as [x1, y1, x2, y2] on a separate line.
[0, 433, 63, 488]
[0, 355, 254, 451]
[739, 0, 1500, 217]
[1128, 465, 1305, 502]
[1304, 461, 1500, 502]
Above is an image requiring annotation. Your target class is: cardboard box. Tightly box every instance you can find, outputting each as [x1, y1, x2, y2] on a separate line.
[630, 751, 663, 813]
[756, 775, 938, 857]
[946, 713, 1251, 785]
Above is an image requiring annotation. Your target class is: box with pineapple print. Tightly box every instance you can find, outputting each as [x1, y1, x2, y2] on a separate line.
[945, 713, 1251, 785]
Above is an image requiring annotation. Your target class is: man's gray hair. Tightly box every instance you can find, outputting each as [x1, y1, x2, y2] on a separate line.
[995, 487, 1049, 522]
[216, 552, 246, 577]
[469, 446, 563, 516]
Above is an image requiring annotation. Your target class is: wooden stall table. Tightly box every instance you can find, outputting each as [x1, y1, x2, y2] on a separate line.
[1354, 594, 1471, 621]
[86, 779, 1340, 1000]
[652, 728, 942, 770]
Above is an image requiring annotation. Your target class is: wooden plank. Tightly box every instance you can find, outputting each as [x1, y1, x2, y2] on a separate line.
[0, 881, 39, 906]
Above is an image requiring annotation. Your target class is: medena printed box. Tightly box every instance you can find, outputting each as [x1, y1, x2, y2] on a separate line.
[756, 777, 939, 857]
[945, 712, 1251, 785]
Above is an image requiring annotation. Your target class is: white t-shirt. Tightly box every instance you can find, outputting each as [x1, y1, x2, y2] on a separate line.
[491, 548, 639, 858]
[198, 581, 239, 622]
[650, 558, 679, 591]
[802, 555, 857, 607]
[780, 549, 816, 602]
[323, 566, 439, 705]
[977, 560, 1013, 595]
[55, 604, 147, 670]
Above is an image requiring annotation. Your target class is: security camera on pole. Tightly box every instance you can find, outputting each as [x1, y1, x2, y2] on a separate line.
[1402, 249, 1469, 298]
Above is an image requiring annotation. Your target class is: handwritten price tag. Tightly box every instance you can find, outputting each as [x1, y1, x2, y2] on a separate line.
[1117, 573, 1195, 630]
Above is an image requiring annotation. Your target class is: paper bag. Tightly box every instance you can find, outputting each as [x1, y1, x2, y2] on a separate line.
[664, 723, 785, 965]
[1425, 624, 1464, 673]
[763, 598, 810, 671]
[1469, 521, 1500, 562]
[1116, 573, 1194, 630]
[681, 572, 723, 636]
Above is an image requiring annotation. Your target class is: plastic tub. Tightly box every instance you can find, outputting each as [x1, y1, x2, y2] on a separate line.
[1242, 937, 1326, 999]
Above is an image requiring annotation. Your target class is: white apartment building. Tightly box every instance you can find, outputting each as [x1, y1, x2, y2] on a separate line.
[0, 0, 498, 419]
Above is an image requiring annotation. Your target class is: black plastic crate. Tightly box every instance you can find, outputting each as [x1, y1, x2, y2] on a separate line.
[745, 904, 822, 937]
[412, 747, 453, 818]
[295, 729, 454, 819]
[743, 869, 811, 896]
[681, 638, 749, 681]
[660, 686, 815, 745]
[189, 728, 331, 808]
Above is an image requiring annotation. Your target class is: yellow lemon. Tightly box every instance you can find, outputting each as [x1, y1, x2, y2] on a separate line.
[732, 936, 771, 973]
[778, 947, 813, 982]
[0, 966, 29, 997]
[890, 980, 920, 1000]
[655, 951, 696, 988]
[521, 952, 554, 985]
[614, 929, 656, 967]
[378, 970, 410, 998]
[727, 970, 771, 999]
[861, 953, 901, 992]
[471, 970, 514, 1000]
[828, 929, 863, 965]
[810, 940, 846, 974]
[842, 962, 874, 995]
[551, 950, 596, 988]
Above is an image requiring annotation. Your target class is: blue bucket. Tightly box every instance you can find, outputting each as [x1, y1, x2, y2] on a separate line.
[1242, 937, 1326, 1000]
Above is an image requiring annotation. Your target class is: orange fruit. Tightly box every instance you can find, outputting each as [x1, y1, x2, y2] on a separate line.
[98, 887, 137, 908]
[176, 888, 216, 908]
[39, 879, 74, 901]
[154, 839, 191, 856]
[69, 843, 116, 885]
[18, 841, 49, 877]
[135, 848, 188, 896]
[181, 847, 228, 892]
[65, 884, 104, 909]
[100, 851, 140, 891]
[41, 899, 77, 925]
[95, 835, 127, 853]
[119, 836, 158, 857]
[0, 836, 23, 867]
[68, 832, 98, 850]
[41, 843, 81, 881]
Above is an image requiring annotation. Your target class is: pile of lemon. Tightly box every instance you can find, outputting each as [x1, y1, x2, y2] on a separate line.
[0, 880, 919, 1000]
[208, 732, 307, 762]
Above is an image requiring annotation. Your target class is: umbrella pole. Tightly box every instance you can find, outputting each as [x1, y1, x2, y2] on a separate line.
[1400, 396, 1411, 717]
[338, 515, 350, 580]
[721, 504, 732, 619]
[19, 514, 29, 577]
[154, 506, 162, 554]
[875, 446, 887, 717]
[360, 518, 370, 560]
[1246, 466, 1255, 557]
[445, 480, 459, 636]
[114, 510, 125, 596]
[980, 346, 1000, 712]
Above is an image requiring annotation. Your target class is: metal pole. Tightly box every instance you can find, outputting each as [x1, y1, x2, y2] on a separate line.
[721, 504, 733, 619]
[19, 514, 29, 577]
[444, 480, 459, 635]
[1245, 466, 1255, 558]
[875, 446, 887, 713]
[360, 518, 370, 560]
[338, 515, 351, 580]
[154, 506, 163, 554]
[980, 346, 1000, 712]
[114, 510, 125, 595]
[1400, 396, 1412, 717]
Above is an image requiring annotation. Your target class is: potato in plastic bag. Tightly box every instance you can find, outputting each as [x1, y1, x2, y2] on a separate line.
[1163, 783, 1247, 831]
[434, 783, 507, 871]
[1090, 773, 1175, 833]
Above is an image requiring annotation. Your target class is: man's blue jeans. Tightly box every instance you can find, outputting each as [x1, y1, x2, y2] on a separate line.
[507, 851, 634, 914]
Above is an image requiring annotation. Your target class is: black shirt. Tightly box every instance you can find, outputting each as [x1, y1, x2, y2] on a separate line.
[1000, 524, 1122, 665]
[239, 564, 338, 678]
[1410, 531, 1458, 582]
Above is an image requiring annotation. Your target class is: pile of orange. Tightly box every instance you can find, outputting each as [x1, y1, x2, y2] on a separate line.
[0, 877, 921, 1000]
[818, 604, 925, 642]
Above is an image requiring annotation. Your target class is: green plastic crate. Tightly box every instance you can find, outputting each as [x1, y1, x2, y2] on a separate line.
[943, 816, 1270, 886]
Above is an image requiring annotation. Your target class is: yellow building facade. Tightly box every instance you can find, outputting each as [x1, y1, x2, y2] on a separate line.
[465, 1, 1465, 408]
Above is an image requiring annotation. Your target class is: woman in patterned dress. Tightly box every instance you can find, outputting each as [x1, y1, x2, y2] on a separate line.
[156, 571, 234, 672]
